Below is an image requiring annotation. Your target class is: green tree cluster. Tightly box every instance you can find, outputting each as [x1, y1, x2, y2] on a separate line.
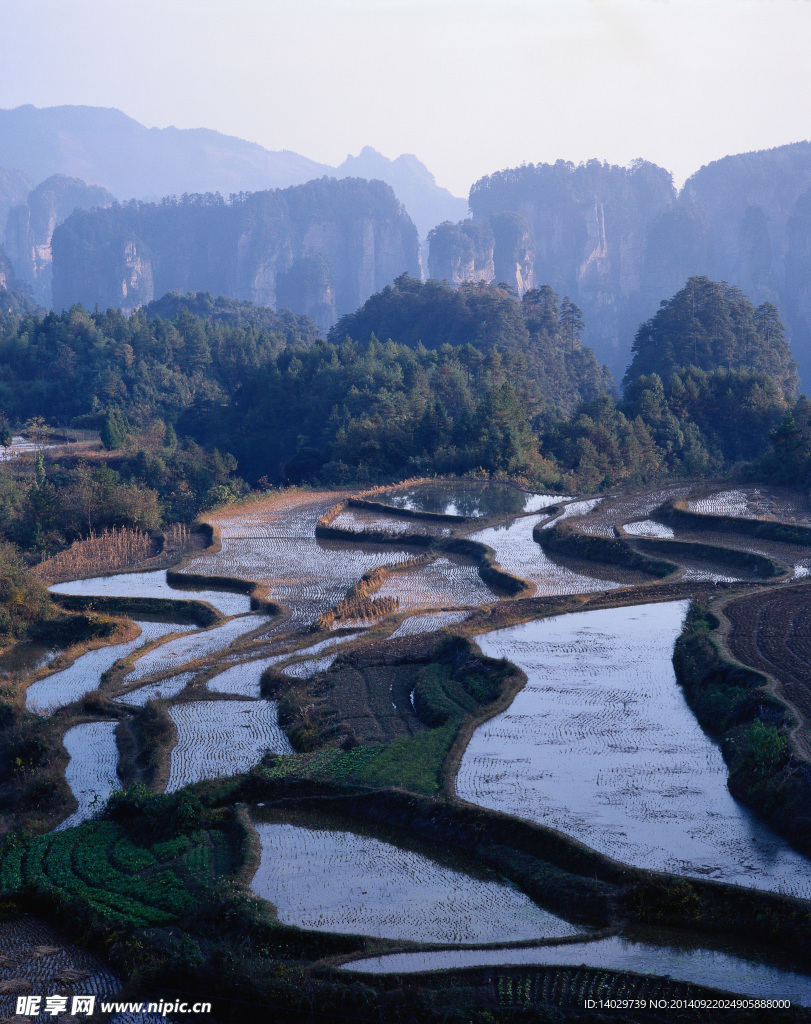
[623, 276, 798, 398]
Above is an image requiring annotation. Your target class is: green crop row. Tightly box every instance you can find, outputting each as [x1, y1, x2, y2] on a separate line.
[0, 818, 227, 929]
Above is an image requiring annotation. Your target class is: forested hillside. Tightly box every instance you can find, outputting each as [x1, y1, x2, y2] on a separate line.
[430, 144, 811, 386]
[0, 277, 795, 516]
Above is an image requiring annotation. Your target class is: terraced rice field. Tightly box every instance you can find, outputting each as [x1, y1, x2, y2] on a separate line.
[181, 492, 426, 625]
[0, 435, 55, 460]
[56, 722, 120, 830]
[470, 515, 622, 597]
[124, 615, 266, 681]
[282, 654, 338, 678]
[375, 555, 497, 610]
[573, 487, 689, 536]
[623, 520, 675, 539]
[185, 536, 420, 627]
[687, 487, 811, 523]
[206, 656, 287, 697]
[114, 670, 197, 706]
[389, 611, 469, 638]
[457, 602, 811, 898]
[378, 481, 542, 518]
[341, 936, 811, 1004]
[51, 570, 253, 617]
[553, 498, 603, 522]
[331, 508, 447, 536]
[25, 621, 195, 714]
[250, 822, 579, 943]
[165, 700, 292, 791]
[0, 917, 121, 1021]
[724, 585, 811, 755]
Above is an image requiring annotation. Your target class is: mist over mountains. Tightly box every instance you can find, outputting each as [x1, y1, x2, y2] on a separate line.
[3, 104, 811, 386]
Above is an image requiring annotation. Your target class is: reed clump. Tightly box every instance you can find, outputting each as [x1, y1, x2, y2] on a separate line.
[32, 527, 157, 583]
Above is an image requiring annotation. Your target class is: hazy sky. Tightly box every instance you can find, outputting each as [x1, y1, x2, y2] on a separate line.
[2, 0, 809, 197]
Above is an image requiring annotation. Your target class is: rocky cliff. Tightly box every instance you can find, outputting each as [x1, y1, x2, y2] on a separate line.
[5, 175, 114, 305]
[430, 147, 811, 385]
[51, 177, 420, 329]
[430, 159, 676, 377]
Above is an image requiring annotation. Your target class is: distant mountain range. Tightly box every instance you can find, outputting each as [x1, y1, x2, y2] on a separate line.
[0, 105, 466, 241]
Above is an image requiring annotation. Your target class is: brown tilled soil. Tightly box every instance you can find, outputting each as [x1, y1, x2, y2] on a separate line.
[723, 584, 811, 754]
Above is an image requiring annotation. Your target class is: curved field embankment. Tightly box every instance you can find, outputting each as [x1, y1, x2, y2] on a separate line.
[536, 521, 678, 579]
[314, 497, 532, 623]
[723, 585, 811, 756]
[49, 592, 221, 627]
[673, 600, 811, 855]
[629, 537, 786, 579]
[233, 782, 811, 959]
[655, 500, 811, 547]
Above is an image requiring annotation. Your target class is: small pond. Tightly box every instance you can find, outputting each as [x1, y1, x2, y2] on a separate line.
[250, 822, 580, 944]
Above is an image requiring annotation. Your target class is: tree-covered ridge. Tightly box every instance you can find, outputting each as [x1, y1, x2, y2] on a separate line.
[623, 276, 799, 396]
[203, 336, 556, 484]
[328, 275, 614, 413]
[0, 303, 302, 426]
[142, 291, 320, 344]
[0, 276, 798, 509]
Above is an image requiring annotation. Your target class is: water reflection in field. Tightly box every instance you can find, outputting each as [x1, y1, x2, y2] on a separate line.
[380, 483, 567, 519]
[51, 570, 252, 617]
[250, 822, 579, 943]
[458, 602, 811, 898]
[26, 621, 195, 714]
[342, 935, 811, 1004]
[469, 515, 621, 597]
[56, 722, 119, 830]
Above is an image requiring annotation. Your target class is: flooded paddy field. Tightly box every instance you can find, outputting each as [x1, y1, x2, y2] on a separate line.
[641, 522, 811, 578]
[687, 487, 811, 523]
[389, 610, 469, 638]
[622, 520, 675, 539]
[469, 515, 624, 596]
[184, 536, 421, 626]
[250, 821, 579, 943]
[56, 722, 119, 830]
[0, 917, 121, 1021]
[25, 620, 195, 714]
[0, 640, 57, 675]
[123, 614, 267, 682]
[573, 487, 690, 536]
[114, 669, 197, 706]
[165, 699, 291, 791]
[457, 601, 811, 898]
[378, 481, 567, 519]
[375, 554, 498, 610]
[342, 934, 811, 1004]
[50, 569, 253, 616]
[331, 508, 450, 536]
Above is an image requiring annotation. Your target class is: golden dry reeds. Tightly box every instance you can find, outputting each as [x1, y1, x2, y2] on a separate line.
[32, 527, 157, 583]
[318, 501, 348, 527]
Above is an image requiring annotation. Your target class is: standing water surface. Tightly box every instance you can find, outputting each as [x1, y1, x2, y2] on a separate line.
[457, 601, 811, 898]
